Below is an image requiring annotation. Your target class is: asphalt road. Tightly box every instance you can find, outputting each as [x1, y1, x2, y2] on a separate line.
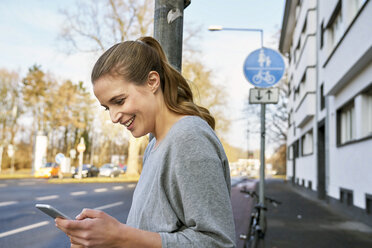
[0, 179, 136, 248]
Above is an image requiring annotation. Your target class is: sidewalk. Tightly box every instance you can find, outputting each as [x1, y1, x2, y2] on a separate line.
[231, 178, 372, 248]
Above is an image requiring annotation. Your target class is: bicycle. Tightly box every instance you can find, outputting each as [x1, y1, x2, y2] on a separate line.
[239, 188, 281, 248]
[252, 70, 275, 85]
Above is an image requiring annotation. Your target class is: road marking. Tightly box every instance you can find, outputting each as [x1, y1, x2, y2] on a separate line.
[112, 186, 124, 190]
[70, 191, 87, 196]
[0, 201, 18, 207]
[0, 184, 7, 187]
[127, 184, 136, 188]
[0, 221, 49, 238]
[35, 195, 59, 201]
[95, 201, 124, 210]
[94, 188, 107, 193]
[18, 182, 36, 186]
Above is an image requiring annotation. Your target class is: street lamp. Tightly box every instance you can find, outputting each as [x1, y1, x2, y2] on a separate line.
[208, 25, 264, 48]
[208, 25, 267, 229]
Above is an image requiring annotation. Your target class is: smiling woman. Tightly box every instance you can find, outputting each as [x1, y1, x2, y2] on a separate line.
[55, 36, 236, 248]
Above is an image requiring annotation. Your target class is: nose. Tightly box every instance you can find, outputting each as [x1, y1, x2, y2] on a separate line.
[109, 108, 122, 124]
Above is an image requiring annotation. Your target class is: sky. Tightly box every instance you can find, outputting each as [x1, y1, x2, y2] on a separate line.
[0, 0, 285, 152]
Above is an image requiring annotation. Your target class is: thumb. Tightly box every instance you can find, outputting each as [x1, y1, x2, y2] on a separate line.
[75, 208, 103, 220]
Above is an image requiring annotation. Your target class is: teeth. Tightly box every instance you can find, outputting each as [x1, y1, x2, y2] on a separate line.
[124, 116, 135, 127]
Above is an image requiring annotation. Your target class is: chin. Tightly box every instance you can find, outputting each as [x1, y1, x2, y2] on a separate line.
[131, 131, 146, 138]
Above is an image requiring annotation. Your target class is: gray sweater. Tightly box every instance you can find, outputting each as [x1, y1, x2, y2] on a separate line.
[126, 116, 236, 248]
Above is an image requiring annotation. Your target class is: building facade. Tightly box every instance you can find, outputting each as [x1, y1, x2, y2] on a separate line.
[279, 0, 372, 224]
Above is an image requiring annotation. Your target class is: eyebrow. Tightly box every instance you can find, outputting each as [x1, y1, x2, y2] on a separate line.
[108, 94, 126, 103]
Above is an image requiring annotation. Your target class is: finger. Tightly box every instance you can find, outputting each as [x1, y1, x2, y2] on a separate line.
[70, 237, 85, 247]
[76, 208, 103, 220]
[71, 245, 85, 248]
[69, 235, 90, 248]
[55, 218, 81, 232]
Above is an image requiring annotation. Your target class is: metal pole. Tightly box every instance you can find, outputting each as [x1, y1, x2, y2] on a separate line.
[154, 0, 190, 72]
[258, 31, 265, 229]
[0, 145, 3, 173]
[259, 103, 266, 228]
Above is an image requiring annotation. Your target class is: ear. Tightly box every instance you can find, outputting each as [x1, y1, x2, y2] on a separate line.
[147, 71, 161, 93]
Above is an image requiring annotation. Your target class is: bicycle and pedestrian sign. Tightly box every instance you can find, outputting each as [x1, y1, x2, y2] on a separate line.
[244, 47, 284, 104]
[243, 47, 285, 88]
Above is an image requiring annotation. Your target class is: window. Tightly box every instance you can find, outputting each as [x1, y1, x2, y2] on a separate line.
[340, 188, 353, 206]
[361, 88, 372, 137]
[320, 22, 324, 49]
[328, 2, 343, 48]
[320, 84, 325, 110]
[301, 18, 307, 45]
[295, 0, 302, 19]
[294, 86, 300, 101]
[300, 72, 306, 96]
[294, 39, 301, 63]
[366, 194, 372, 214]
[294, 140, 300, 158]
[302, 130, 313, 155]
[288, 145, 293, 160]
[337, 101, 355, 145]
[350, 0, 367, 20]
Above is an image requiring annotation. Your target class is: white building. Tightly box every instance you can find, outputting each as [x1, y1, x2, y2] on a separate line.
[279, 0, 372, 225]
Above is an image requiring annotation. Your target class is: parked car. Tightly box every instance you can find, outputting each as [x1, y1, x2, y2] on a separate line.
[118, 164, 127, 174]
[34, 162, 59, 178]
[99, 163, 121, 178]
[73, 164, 99, 178]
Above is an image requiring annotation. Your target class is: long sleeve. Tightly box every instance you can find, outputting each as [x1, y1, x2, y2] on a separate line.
[159, 126, 236, 248]
[126, 116, 236, 248]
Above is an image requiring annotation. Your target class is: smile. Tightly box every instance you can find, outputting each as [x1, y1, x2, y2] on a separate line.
[123, 116, 135, 127]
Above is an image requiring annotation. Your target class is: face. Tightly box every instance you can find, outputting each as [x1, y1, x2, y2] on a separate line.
[93, 73, 159, 138]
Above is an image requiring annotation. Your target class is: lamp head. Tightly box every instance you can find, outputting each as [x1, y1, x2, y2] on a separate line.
[208, 25, 223, 31]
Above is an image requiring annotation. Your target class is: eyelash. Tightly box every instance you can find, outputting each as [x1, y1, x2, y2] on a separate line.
[103, 98, 125, 111]
[115, 98, 125, 105]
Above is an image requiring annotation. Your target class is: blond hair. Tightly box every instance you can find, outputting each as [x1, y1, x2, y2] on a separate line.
[91, 36, 215, 129]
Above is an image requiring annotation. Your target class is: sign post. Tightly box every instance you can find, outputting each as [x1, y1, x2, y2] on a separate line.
[76, 138, 86, 179]
[7, 144, 15, 173]
[0, 145, 3, 173]
[243, 47, 285, 229]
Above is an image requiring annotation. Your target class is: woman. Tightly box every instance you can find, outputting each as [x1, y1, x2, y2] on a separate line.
[56, 36, 236, 248]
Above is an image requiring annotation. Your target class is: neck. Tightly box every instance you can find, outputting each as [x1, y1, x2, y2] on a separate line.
[153, 105, 184, 146]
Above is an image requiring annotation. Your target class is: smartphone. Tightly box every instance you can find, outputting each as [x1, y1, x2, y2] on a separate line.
[35, 204, 71, 220]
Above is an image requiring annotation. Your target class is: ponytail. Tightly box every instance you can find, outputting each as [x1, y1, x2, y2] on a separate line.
[91, 36, 215, 130]
[138, 37, 215, 129]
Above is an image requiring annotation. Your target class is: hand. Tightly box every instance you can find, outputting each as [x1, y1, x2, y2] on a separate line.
[55, 209, 124, 248]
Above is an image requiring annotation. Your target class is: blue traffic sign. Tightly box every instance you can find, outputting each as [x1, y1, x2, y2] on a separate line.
[55, 153, 65, 164]
[243, 48, 285, 88]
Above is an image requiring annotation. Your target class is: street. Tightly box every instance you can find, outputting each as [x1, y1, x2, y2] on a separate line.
[0, 179, 136, 248]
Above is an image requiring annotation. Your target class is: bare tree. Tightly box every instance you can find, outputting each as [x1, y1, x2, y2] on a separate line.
[59, 0, 154, 54]
[57, 0, 231, 174]
[182, 59, 229, 135]
[58, 0, 154, 175]
[245, 79, 288, 144]
[0, 69, 22, 170]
